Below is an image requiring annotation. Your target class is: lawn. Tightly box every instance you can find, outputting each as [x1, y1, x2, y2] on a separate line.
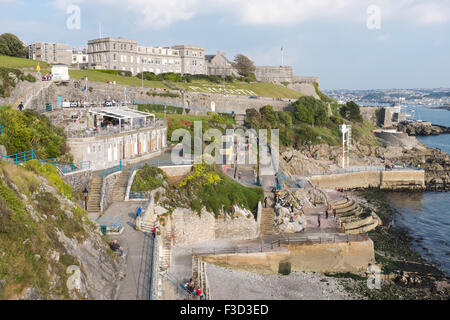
[69, 69, 170, 89]
[176, 80, 302, 99]
[0, 55, 49, 69]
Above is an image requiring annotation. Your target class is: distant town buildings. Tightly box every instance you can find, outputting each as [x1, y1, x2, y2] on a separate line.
[27, 42, 72, 65]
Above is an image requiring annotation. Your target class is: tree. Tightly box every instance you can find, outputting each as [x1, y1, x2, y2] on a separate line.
[340, 101, 363, 122]
[0, 33, 26, 58]
[233, 54, 255, 77]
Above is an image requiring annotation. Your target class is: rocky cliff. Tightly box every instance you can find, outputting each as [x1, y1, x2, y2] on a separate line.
[396, 121, 450, 136]
[0, 160, 122, 299]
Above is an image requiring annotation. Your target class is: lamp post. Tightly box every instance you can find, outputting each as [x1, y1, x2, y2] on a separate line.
[83, 187, 89, 211]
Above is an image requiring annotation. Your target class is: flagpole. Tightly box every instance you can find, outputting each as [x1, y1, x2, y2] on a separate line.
[281, 47, 284, 67]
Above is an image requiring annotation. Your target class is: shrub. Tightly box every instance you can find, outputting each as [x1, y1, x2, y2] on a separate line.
[131, 165, 166, 192]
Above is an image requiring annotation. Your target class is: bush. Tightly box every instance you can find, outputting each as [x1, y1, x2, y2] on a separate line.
[137, 104, 188, 114]
[93, 69, 132, 77]
[0, 108, 67, 158]
[131, 165, 166, 192]
[173, 164, 263, 216]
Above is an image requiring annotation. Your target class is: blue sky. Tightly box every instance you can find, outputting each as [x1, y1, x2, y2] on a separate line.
[1, 0, 449, 90]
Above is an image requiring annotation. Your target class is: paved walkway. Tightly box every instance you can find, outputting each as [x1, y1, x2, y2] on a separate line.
[98, 201, 153, 300]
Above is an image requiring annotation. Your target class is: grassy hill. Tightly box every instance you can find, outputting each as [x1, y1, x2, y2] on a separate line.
[0, 160, 117, 299]
[0, 55, 49, 70]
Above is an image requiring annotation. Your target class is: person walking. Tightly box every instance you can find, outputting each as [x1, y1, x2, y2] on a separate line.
[317, 214, 321, 228]
[136, 205, 143, 218]
[264, 197, 268, 208]
[325, 209, 329, 219]
[333, 209, 337, 220]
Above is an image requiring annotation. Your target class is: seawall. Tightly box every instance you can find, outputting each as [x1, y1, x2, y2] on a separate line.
[200, 239, 375, 274]
[310, 170, 425, 191]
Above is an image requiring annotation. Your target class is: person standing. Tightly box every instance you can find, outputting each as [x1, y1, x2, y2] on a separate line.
[18, 102, 24, 111]
[317, 214, 321, 228]
[136, 205, 142, 218]
[325, 209, 329, 219]
[264, 197, 268, 208]
[333, 209, 337, 220]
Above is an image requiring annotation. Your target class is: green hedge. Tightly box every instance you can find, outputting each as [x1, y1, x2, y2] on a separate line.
[137, 104, 190, 114]
[93, 69, 132, 77]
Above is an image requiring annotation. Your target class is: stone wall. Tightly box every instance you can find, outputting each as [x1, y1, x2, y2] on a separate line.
[311, 170, 425, 191]
[200, 239, 375, 274]
[171, 207, 259, 246]
[215, 207, 259, 241]
[62, 170, 92, 193]
[172, 208, 216, 245]
[255, 66, 294, 83]
[102, 171, 121, 211]
[159, 165, 193, 178]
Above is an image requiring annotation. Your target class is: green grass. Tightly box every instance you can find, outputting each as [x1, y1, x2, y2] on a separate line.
[0, 55, 49, 69]
[165, 164, 263, 216]
[69, 69, 170, 89]
[177, 80, 302, 99]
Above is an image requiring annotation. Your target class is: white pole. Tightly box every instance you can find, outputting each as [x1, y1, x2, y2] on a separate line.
[281, 47, 284, 66]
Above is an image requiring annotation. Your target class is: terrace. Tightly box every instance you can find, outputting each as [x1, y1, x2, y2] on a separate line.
[67, 107, 167, 138]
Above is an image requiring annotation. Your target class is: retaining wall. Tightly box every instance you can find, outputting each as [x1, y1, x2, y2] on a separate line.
[311, 170, 425, 191]
[200, 239, 375, 274]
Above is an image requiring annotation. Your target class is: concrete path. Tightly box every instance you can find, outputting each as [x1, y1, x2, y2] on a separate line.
[98, 201, 153, 300]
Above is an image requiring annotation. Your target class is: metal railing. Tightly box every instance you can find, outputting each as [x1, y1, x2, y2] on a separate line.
[66, 120, 167, 139]
[309, 165, 424, 176]
[97, 218, 123, 234]
[0, 125, 3, 135]
[58, 161, 91, 174]
[0, 149, 36, 164]
[130, 191, 150, 200]
[150, 225, 160, 300]
[191, 234, 367, 256]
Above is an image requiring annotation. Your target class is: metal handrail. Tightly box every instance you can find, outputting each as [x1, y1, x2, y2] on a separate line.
[192, 234, 367, 256]
[67, 120, 167, 139]
[309, 165, 424, 176]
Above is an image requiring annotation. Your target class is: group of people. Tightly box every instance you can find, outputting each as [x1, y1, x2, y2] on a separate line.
[318, 205, 338, 227]
[183, 278, 206, 300]
[41, 73, 52, 81]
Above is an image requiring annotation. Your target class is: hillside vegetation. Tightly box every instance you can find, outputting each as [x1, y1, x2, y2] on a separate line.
[246, 98, 380, 148]
[0, 107, 68, 160]
[0, 160, 118, 299]
[164, 164, 264, 217]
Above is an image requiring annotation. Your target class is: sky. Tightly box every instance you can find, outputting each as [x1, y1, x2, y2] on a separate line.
[0, 0, 449, 90]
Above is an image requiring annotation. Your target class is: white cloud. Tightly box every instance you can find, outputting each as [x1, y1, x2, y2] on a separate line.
[50, 0, 450, 28]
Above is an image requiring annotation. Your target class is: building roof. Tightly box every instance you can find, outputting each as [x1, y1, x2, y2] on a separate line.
[89, 108, 155, 121]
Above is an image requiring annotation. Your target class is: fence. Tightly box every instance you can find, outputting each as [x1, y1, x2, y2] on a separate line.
[309, 165, 424, 177]
[97, 218, 123, 234]
[58, 161, 91, 174]
[66, 119, 167, 139]
[191, 234, 367, 256]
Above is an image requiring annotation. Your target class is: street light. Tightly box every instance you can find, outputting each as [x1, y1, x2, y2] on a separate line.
[83, 187, 89, 211]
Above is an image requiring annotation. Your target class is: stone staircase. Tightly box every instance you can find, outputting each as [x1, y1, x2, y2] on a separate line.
[87, 176, 102, 213]
[260, 208, 275, 235]
[112, 169, 132, 202]
[160, 229, 172, 270]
